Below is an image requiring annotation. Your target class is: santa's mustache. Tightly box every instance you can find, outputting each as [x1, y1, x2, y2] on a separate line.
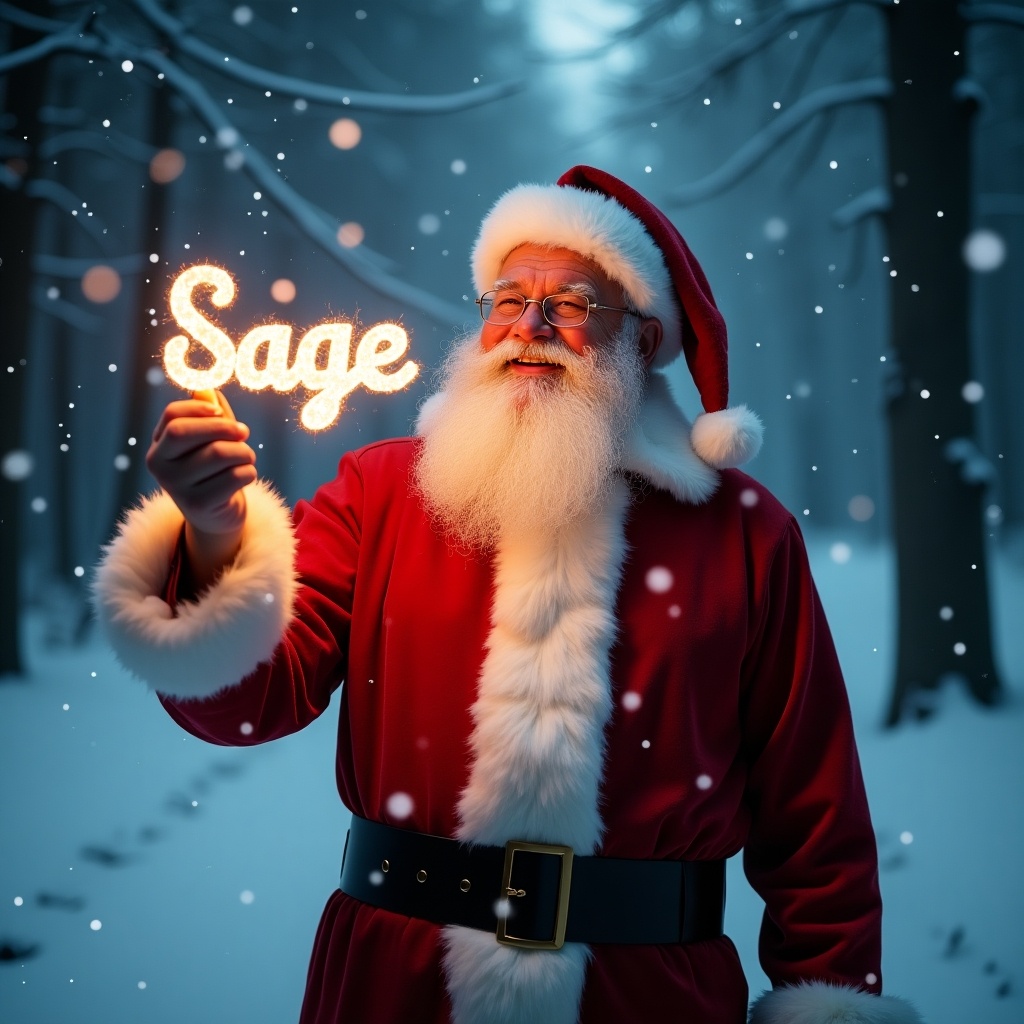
[468, 338, 595, 384]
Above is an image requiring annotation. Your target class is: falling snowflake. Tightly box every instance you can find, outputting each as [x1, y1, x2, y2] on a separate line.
[645, 566, 673, 593]
[962, 229, 1006, 272]
[830, 543, 852, 565]
[386, 792, 414, 819]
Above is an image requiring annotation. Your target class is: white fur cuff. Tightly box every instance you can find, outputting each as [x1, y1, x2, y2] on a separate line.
[92, 479, 298, 700]
[750, 982, 924, 1024]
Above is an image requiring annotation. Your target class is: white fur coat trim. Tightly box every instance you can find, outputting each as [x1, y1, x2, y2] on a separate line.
[441, 481, 631, 1024]
[620, 372, 720, 501]
[749, 983, 924, 1024]
[91, 479, 298, 700]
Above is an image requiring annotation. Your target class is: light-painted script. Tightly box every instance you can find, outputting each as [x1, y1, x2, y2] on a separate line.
[163, 264, 419, 431]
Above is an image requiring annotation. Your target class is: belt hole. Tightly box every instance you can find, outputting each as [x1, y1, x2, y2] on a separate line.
[381, 859, 389, 873]
[416, 869, 428, 883]
[459, 879, 471, 893]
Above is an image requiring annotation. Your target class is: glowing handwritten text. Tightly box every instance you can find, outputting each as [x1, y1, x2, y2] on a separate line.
[163, 264, 419, 431]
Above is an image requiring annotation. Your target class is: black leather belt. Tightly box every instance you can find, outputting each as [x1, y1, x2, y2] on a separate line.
[339, 814, 725, 949]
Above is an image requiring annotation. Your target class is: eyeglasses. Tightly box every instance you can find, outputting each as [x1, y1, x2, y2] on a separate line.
[475, 289, 636, 328]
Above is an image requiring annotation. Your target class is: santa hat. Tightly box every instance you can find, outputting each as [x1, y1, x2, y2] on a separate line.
[471, 164, 762, 468]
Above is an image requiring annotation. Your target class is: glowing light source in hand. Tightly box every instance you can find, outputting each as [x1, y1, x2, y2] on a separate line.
[163, 264, 419, 431]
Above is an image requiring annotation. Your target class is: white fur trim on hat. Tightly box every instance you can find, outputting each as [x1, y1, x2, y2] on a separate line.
[690, 404, 763, 469]
[472, 183, 683, 365]
[91, 479, 298, 700]
[750, 982, 924, 1024]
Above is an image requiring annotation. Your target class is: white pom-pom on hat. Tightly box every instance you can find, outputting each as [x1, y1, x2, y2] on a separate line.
[691, 406, 764, 469]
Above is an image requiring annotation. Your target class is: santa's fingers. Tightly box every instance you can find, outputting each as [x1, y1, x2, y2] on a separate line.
[150, 415, 250, 465]
[179, 463, 258, 515]
[152, 397, 240, 444]
[153, 438, 256, 490]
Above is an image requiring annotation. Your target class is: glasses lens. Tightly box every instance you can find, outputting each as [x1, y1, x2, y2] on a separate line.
[482, 290, 526, 324]
[543, 293, 590, 326]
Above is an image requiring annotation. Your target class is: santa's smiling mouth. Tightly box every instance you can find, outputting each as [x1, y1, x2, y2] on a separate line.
[507, 356, 564, 375]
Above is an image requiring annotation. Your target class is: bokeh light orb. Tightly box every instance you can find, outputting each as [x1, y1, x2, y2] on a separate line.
[2, 450, 34, 481]
[848, 495, 875, 522]
[337, 222, 365, 248]
[81, 265, 122, 303]
[418, 213, 441, 235]
[329, 118, 362, 150]
[962, 229, 1006, 273]
[149, 148, 186, 184]
[271, 278, 297, 303]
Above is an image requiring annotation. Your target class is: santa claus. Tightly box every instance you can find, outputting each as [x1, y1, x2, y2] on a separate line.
[93, 167, 921, 1023]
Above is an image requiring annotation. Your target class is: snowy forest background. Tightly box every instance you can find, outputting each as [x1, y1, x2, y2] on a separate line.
[1, 1, 1021, 1022]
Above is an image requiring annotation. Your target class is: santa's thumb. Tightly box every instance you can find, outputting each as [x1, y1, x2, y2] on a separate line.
[191, 388, 238, 422]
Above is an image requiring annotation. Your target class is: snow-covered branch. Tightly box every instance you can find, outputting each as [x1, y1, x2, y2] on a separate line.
[564, 0, 891, 75]
[670, 77, 892, 205]
[0, 20, 471, 327]
[40, 129, 156, 163]
[953, 77, 990, 109]
[32, 288, 103, 334]
[34, 253, 148, 277]
[0, 1, 68, 33]
[129, 0, 522, 114]
[25, 178, 113, 248]
[977, 193, 1024, 215]
[115, 43, 467, 326]
[0, 163, 20, 190]
[960, 3, 1024, 28]
[832, 186, 891, 228]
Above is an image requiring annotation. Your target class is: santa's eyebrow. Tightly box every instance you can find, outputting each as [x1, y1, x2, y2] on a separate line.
[492, 278, 598, 298]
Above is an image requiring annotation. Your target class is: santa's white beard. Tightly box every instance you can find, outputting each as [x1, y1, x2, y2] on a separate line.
[415, 320, 646, 548]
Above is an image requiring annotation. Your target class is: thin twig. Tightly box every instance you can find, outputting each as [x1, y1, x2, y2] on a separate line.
[960, 3, 1024, 28]
[128, 0, 523, 114]
[670, 77, 892, 205]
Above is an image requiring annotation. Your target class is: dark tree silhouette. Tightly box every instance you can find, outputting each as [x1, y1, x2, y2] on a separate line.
[591, 0, 1020, 723]
[0, 0, 521, 676]
[881, 0, 1005, 722]
[0, 4, 53, 675]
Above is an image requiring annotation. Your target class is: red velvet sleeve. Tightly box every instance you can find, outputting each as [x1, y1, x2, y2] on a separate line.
[157, 452, 365, 747]
[740, 518, 883, 994]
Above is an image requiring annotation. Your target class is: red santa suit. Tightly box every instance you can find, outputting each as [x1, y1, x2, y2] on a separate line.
[93, 166, 921, 1024]
[94, 376, 919, 1024]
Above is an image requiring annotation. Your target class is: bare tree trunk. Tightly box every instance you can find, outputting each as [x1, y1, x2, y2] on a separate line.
[110, 79, 173, 526]
[0, 16, 50, 677]
[883, 0, 1003, 723]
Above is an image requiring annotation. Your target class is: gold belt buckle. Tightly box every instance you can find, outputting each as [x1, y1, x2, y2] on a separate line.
[496, 840, 574, 950]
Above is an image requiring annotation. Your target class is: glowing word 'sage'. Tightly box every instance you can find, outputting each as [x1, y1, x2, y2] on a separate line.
[163, 264, 419, 431]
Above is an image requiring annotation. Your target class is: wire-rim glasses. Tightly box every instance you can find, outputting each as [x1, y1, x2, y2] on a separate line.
[476, 289, 636, 328]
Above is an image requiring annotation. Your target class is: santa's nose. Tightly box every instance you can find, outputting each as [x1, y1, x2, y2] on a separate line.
[510, 299, 555, 342]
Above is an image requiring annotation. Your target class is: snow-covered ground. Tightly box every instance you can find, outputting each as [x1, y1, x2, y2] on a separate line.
[1, 536, 1020, 1023]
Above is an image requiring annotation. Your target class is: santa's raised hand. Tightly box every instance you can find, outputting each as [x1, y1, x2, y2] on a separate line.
[146, 388, 256, 589]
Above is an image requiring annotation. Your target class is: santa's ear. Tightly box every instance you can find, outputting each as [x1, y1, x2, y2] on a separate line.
[638, 317, 663, 369]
